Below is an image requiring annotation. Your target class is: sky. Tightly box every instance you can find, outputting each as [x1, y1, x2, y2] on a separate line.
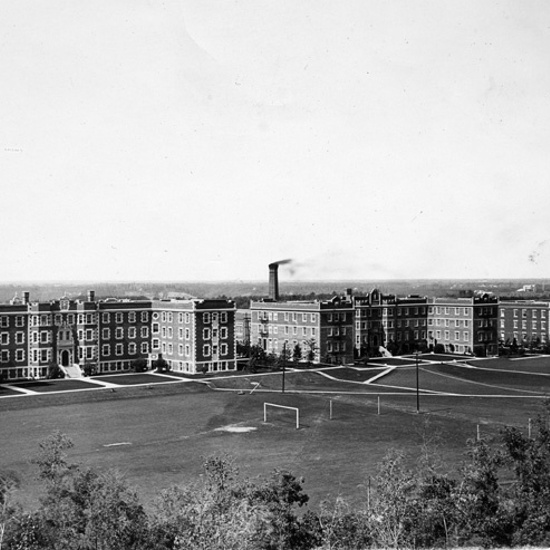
[1, 0, 549, 282]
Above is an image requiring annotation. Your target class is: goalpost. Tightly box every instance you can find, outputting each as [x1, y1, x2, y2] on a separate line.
[264, 403, 300, 429]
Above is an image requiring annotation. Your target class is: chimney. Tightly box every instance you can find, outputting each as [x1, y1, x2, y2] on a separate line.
[87, 290, 95, 302]
[268, 263, 279, 301]
[23, 291, 30, 304]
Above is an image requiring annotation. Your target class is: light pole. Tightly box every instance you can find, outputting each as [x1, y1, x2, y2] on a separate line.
[415, 350, 420, 414]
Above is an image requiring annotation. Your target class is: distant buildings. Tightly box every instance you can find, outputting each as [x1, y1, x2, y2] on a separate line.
[0, 292, 236, 381]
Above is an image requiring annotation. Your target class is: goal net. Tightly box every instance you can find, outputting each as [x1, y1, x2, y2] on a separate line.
[263, 403, 300, 429]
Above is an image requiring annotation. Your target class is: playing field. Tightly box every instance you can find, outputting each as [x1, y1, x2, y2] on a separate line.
[1, 354, 549, 511]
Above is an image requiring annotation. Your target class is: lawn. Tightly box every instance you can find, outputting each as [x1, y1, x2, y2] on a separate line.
[1, 364, 549, 514]
[94, 373, 182, 385]
[10, 379, 99, 393]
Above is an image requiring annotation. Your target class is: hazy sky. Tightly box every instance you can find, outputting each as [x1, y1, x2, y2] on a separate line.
[1, 1, 549, 281]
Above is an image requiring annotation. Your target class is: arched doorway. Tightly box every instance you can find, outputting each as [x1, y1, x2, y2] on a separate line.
[60, 350, 70, 367]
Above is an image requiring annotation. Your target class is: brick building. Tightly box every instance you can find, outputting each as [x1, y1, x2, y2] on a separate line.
[0, 292, 236, 381]
[249, 296, 355, 364]
[427, 293, 498, 356]
[498, 300, 550, 348]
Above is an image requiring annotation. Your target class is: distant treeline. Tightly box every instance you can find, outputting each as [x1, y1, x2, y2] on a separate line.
[2, 280, 550, 304]
[4, 405, 550, 549]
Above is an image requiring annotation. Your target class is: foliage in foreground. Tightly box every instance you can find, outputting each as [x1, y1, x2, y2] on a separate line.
[3, 407, 550, 548]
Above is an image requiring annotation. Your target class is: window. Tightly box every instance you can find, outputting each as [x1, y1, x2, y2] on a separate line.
[167, 312, 173, 323]
[185, 313, 190, 324]
[0, 333, 8, 345]
[129, 312, 136, 323]
[41, 315, 50, 326]
[161, 327, 166, 338]
[40, 331, 49, 344]
[15, 316, 24, 327]
[284, 312, 289, 322]
[221, 327, 228, 339]
[178, 327, 184, 340]
[167, 343, 173, 354]
[128, 343, 136, 355]
[116, 327, 124, 339]
[141, 326, 149, 338]
[102, 344, 110, 356]
[86, 347, 93, 359]
[203, 328, 210, 340]
[32, 332, 38, 344]
[178, 344, 184, 356]
[16, 349, 24, 362]
[455, 331, 460, 340]
[116, 344, 123, 356]
[15, 332, 24, 344]
[141, 342, 149, 354]
[128, 327, 136, 339]
[185, 344, 190, 356]
[221, 343, 228, 356]
[86, 314, 93, 324]
[102, 312, 111, 324]
[152, 323, 159, 334]
[185, 328, 190, 339]
[444, 331, 450, 339]
[141, 311, 149, 323]
[67, 314, 74, 324]
[203, 313, 211, 324]
[41, 349, 49, 362]
[116, 312, 123, 324]
[0, 350, 8, 363]
[0, 317, 8, 328]
[102, 328, 110, 340]
[86, 329, 94, 341]
[203, 344, 211, 357]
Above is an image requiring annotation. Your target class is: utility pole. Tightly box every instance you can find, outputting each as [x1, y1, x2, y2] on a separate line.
[415, 350, 420, 414]
[282, 342, 286, 393]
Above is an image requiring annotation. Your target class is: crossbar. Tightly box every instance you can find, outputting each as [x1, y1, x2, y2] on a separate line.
[264, 402, 300, 429]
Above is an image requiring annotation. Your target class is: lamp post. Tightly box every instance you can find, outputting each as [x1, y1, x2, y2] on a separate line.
[415, 350, 420, 414]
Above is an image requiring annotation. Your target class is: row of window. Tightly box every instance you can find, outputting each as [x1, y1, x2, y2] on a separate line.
[429, 319, 470, 328]
[102, 311, 149, 324]
[258, 325, 317, 337]
[429, 330, 470, 341]
[504, 309, 548, 319]
[0, 349, 25, 362]
[506, 320, 547, 331]
[0, 316, 25, 328]
[102, 342, 149, 356]
[256, 311, 320, 323]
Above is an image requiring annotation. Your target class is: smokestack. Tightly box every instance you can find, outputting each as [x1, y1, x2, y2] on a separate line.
[87, 290, 95, 302]
[268, 263, 279, 301]
[23, 291, 30, 304]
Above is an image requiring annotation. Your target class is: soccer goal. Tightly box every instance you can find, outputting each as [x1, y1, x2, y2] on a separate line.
[263, 403, 300, 429]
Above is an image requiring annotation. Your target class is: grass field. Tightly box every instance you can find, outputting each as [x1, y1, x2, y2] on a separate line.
[2, 355, 550, 512]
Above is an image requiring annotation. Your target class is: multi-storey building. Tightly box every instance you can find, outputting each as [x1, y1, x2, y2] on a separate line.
[498, 300, 550, 348]
[353, 290, 428, 357]
[151, 299, 236, 374]
[427, 293, 498, 356]
[0, 292, 236, 380]
[249, 296, 355, 364]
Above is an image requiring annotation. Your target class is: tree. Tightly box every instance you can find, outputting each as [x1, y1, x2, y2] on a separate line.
[13, 431, 150, 550]
[305, 339, 318, 367]
[500, 405, 550, 545]
[46, 362, 64, 380]
[154, 354, 170, 373]
[370, 449, 417, 549]
[292, 344, 302, 365]
[132, 358, 148, 373]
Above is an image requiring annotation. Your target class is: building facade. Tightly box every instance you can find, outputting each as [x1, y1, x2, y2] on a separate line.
[498, 300, 550, 348]
[0, 292, 236, 381]
[249, 295, 355, 364]
[427, 293, 498, 356]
